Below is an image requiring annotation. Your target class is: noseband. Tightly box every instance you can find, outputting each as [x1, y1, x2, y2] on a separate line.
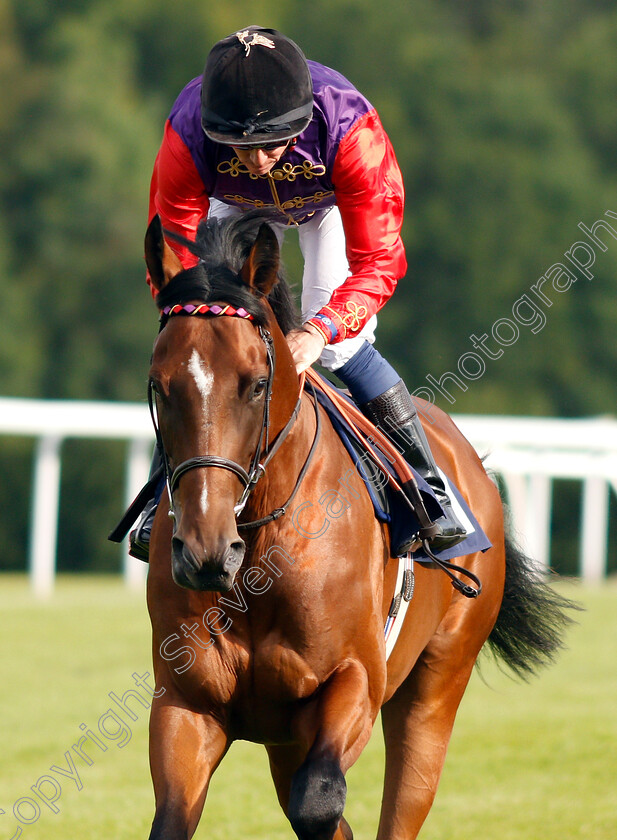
[149, 302, 319, 529]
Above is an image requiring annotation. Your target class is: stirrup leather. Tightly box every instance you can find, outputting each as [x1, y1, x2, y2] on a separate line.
[361, 381, 467, 552]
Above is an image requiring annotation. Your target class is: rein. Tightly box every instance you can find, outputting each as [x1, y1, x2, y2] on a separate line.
[149, 304, 319, 530]
[237, 380, 321, 530]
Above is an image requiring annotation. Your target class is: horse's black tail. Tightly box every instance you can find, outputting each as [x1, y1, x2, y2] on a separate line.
[484, 507, 582, 680]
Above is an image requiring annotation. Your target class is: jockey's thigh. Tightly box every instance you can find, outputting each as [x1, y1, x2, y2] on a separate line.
[297, 207, 377, 372]
[207, 201, 377, 372]
[208, 197, 289, 251]
[207, 198, 243, 223]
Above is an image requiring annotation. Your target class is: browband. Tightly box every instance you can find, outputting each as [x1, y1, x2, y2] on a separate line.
[161, 303, 255, 319]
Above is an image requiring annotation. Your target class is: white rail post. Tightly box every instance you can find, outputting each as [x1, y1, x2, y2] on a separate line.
[123, 437, 153, 589]
[29, 434, 63, 598]
[526, 473, 552, 572]
[580, 476, 608, 582]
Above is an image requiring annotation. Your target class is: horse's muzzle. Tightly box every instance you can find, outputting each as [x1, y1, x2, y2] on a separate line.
[171, 534, 245, 591]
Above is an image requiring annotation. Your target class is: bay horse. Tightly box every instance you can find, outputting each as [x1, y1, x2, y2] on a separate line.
[143, 212, 574, 840]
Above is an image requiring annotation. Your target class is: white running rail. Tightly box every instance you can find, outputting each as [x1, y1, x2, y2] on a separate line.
[0, 397, 615, 595]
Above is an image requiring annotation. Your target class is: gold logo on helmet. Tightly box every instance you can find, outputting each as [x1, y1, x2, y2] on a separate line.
[236, 30, 276, 56]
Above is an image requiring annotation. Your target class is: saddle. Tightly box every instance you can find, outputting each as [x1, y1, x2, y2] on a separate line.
[305, 369, 492, 566]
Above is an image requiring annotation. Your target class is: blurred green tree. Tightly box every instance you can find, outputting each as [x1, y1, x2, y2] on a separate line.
[1, 0, 616, 572]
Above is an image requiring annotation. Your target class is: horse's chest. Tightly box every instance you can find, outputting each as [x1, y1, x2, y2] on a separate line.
[170, 637, 318, 714]
[251, 642, 321, 700]
[226, 643, 321, 742]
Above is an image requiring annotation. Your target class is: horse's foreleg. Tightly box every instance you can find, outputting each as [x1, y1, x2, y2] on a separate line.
[266, 745, 354, 840]
[377, 626, 484, 840]
[148, 695, 228, 840]
[286, 659, 377, 840]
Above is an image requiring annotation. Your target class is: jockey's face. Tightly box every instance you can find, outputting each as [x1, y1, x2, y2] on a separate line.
[232, 142, 289, 176]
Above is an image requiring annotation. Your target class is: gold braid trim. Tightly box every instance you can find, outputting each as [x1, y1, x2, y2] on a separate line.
[340, 302, 368, 333]
[217, 157, 327, 182]
[222, 191, 334, 212]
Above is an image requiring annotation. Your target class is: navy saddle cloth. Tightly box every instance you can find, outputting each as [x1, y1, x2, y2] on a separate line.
[309, 376, 492, 562]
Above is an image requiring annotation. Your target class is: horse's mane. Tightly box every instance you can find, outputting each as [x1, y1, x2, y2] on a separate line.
[156, 214, 300, 335]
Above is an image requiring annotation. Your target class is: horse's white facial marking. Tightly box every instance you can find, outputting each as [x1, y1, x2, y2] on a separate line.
[200, 483, 208, 516]
[188, 349, 214, 514]
[189, 349, 214, 404]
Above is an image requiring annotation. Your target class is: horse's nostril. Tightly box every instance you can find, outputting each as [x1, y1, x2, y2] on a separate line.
[224, 540, 245, 576]
[172, 536, 200, 572]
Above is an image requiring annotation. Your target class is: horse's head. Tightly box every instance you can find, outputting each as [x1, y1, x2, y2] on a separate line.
[145, 214, 299, 592]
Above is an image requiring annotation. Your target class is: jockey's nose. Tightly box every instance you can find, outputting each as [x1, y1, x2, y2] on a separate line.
[247, 149, 274, 173]
[249, 149, 269, 167]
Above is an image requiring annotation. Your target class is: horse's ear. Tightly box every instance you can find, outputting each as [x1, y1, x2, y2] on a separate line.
[241, 224, 280, 295]
[145, 215, 183, 291]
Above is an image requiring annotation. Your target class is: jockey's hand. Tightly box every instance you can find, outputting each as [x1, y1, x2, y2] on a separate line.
[286, 323, 327, 374]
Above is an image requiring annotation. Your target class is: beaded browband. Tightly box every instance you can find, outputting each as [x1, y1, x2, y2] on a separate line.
[161, 303, 255, 319]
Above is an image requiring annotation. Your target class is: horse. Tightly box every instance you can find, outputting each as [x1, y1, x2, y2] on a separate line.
[142, 212, 575, 840]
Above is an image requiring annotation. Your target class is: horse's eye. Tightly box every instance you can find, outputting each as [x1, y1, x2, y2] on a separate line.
[150, 380, 163, 407]
[252, 378, 268, 399]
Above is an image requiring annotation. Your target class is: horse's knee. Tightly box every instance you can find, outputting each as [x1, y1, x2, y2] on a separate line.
[288, 757, 347, 840]
[148, 806, 189, 840]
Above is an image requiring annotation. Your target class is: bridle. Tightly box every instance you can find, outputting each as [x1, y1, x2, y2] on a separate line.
[148, 302, 320, 530]
[140, 303, 480, 598]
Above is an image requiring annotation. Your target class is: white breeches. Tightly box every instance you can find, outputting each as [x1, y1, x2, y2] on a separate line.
[207, 200, 377, 370]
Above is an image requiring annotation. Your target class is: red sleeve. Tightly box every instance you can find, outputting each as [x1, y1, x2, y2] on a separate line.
[307, 109, 407, 344]
[147, 121, 211, 294]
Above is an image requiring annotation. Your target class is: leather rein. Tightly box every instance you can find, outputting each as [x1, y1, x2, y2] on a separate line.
[149, 305, 320, 531]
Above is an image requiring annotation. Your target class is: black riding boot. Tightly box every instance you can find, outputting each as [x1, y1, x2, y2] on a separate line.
[362, 380, 467, 554]
[128, 447, 164, 563]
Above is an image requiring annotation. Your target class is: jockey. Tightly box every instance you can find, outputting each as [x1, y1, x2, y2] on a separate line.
[130, 25, 465, 561]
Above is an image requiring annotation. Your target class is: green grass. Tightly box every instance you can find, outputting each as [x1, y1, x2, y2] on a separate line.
[0, 574, 614, 839]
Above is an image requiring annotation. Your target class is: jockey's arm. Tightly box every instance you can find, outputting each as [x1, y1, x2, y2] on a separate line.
[305, 110, 407, 346]
[147, 121, 210, 295]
